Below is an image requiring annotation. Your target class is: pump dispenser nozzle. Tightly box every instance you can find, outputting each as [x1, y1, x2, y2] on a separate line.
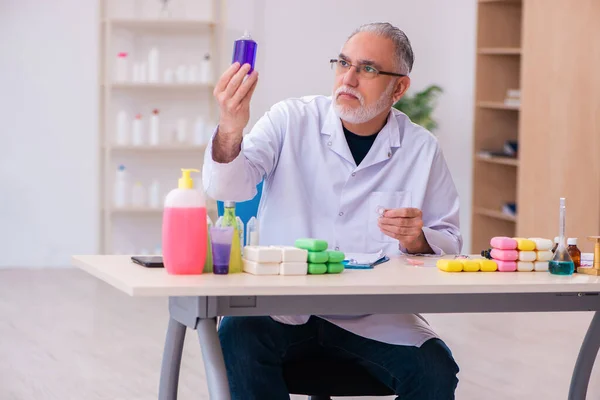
[179, 168, 200, 189]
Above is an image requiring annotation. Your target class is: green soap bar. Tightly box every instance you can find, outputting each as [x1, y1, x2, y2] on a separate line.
[327, 251, 345, 263]
[307, 251, 329, 264]
[308, 263, 327, 275]
[295, 238, 328, 252]
[327, 262, 345, 274]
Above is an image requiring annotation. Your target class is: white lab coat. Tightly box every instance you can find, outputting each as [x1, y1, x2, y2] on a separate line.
[203, 95, 462, 346]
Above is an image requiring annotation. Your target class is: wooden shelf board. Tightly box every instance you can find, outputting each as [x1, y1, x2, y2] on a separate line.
[474, 207, 517, 223]
[475, 154, 519, 167]
[478, 47, 521, 55]
[477, 101, 520, 110]
[106, 19, 216, 32]
[109, 82, 214, 90]
[108, 145, 208, 152]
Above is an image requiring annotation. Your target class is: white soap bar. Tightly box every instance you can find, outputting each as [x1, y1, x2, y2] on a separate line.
[280, 262, 308, 276]
[534, 261, 549, 272]
[529, 238, 553, 251]
[518, 251, 536, 262]
[243, 259, 280, 275]
[243, 246, 282, 263]
[270, 246, 308, 262]
[536, 251, 552, 261]
[517, 261, 534, 272]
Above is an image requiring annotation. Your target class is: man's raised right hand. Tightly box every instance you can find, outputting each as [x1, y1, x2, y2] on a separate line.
[214, 62, 259, 141]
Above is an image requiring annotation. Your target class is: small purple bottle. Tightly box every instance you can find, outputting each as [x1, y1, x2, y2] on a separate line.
[232, 30, 257, 74]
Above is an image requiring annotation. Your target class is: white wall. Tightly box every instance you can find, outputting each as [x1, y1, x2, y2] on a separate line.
[0, 0, 99, 267]
[247, 0, 477, 252]
[0, 0, 475, 267]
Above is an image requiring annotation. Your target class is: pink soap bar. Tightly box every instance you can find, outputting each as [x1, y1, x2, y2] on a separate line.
[490, 236, 518, 250]
[496, 260, 517, 272]
[491, 248, 519, 261]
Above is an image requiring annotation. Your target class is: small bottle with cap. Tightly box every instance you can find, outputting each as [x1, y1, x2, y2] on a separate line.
[232, 31, 257, 73]
[568, 238, 581, 271]
[217, 201, 243, 273]
[203, 215, 213, 274]
[236, 216, 244, 253]
[246, 216, 259, 246]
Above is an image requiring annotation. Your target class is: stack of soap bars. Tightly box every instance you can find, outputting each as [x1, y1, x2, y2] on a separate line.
[241, 239, 346, 276]
[295, 239, 345, 275]
[242, 246, 308, 275]
[488, 236, 553, 272]
[436, 236, 554, 273]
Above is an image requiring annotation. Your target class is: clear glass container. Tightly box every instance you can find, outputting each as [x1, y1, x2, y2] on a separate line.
[549, 198, 575, 275]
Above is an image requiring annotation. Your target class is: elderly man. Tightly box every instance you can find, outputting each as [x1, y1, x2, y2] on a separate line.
[203, 22, 461, 399]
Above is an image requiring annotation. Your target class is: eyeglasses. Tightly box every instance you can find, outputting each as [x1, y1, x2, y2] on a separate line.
[330, 58, 406, 79]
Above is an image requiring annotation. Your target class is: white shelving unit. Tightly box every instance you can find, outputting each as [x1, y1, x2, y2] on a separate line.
[99, 0, 222, 255]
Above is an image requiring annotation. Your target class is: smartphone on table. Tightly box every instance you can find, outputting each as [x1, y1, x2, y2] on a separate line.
[131, 256, 164, 268]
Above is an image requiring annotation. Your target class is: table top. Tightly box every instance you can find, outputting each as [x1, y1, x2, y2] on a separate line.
[71, 255, 600, 297]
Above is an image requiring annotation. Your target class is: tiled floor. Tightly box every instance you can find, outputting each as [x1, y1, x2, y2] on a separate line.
[1, 268, 599, 399]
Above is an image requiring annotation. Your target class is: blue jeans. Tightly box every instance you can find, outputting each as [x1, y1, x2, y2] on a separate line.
[218, 315, 459, 399]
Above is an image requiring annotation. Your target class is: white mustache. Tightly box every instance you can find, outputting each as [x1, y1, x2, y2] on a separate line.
[335, 86, 364, 105]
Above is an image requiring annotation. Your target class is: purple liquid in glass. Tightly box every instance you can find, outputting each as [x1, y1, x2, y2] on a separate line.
[212, 242, 232, 275]
[232, 32, 257, 74]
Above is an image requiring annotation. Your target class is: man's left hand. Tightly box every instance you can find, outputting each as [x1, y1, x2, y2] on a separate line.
[377, 208, 433, 254]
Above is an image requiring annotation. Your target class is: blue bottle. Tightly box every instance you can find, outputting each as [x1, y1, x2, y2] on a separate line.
[232, 31, 257, 73]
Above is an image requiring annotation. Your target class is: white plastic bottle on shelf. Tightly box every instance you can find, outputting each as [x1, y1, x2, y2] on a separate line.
[116, 52, 129, 82]
[132, 114, 144, 146]
[150, 109, 160, 145]
[132, 63, 140, 83]
[188, 65, 198, 82]
[116, 110, 129, 146]
[199, 53, 213, 85]
[193, 116, 206, 145]
[131, 182, 146, 207]
[149, 180, 161, 208]
[177, 118, 188, 144]
[139, 62, 148, 83]
[176, 65, 188, 83]
[114, 165, 129, 208]
[164, 68, 174, 83]
[205, 0, 214, 22]
[148, 47, 159, 83]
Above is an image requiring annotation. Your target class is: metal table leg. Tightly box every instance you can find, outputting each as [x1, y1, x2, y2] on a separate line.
[569, 311, 600, 400]
[158, 317, 187, 400]
[197, 318, 231, 400]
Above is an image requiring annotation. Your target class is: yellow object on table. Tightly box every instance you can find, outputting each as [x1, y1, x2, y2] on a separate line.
[514, 238, 536, 251]
[436, 259, 463, 272]
[436, 258, 498, 273]
[462, 259, 481, 272]
[479, 259, 498, 272]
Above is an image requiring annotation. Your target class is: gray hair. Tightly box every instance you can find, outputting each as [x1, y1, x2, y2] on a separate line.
[348, 22, 414, 75]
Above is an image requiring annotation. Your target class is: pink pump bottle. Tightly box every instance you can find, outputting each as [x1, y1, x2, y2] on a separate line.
[162, 169, 207, 275]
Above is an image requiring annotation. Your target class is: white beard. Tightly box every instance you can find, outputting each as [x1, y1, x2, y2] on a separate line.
[333, 81, 395, 124]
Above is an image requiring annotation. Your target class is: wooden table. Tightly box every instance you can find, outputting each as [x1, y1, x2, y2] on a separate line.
[72, 254, 600, 400]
